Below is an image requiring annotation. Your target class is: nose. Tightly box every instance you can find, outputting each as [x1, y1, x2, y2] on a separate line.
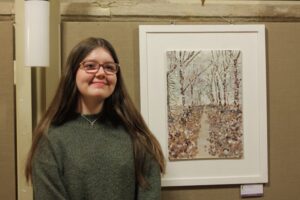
[95, 65, 105, 76]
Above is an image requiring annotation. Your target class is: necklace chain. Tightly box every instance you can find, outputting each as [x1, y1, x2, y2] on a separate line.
[81, 114, 98, 126]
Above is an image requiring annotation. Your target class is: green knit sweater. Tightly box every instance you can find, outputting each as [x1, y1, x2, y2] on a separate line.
[32, 113, 161, 200]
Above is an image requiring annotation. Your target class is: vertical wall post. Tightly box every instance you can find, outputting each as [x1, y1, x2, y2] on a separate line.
[15, 0, 33, 199]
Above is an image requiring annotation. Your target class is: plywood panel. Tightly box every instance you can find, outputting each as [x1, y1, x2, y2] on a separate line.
[263, 22, 300, 199]
[0, 21, 16, 200]
[61, 22, 300, 200]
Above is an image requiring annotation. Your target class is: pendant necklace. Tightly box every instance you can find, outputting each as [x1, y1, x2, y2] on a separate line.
[81, 114, 98, 127]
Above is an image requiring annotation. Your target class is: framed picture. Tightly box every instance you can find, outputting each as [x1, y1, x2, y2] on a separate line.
[139, 25, 268, 186]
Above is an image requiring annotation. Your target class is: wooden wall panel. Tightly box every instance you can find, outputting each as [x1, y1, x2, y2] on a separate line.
[0, 21, 16, 200]
[60, 22, 300, 200]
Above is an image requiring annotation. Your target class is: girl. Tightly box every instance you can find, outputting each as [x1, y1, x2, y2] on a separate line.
[25, 37, 165, 200]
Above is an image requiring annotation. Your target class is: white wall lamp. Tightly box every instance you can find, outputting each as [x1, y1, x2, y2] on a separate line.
[24, 0, 49, 67]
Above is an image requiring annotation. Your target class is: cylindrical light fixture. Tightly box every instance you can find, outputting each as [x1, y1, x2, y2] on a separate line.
[24, 0, 49, 67]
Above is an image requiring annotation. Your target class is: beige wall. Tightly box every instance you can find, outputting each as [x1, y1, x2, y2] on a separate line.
[61, 21, 300, 200]
[0, 21, 16, 200]
[0, 0, 299, 199]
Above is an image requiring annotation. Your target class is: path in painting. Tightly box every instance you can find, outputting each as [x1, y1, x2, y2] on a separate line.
[197, 109, 214, 158]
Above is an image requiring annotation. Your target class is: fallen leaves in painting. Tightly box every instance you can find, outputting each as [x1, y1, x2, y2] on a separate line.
[168, 105, 243, 160]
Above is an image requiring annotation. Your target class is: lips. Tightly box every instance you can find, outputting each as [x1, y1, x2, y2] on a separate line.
[90, 81, 107, 88]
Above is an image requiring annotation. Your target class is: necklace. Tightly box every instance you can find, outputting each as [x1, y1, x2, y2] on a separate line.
[81, 114, 98, 127]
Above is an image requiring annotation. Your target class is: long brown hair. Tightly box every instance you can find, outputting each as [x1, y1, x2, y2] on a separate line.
[25, 37, 165, 188]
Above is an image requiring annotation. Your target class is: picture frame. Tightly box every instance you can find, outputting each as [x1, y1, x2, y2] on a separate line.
[139, 25, 268, 186]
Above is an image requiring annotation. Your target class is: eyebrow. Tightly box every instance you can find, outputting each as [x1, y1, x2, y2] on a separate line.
[82, 59, 116, 64]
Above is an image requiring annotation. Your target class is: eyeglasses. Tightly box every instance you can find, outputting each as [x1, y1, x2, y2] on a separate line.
[79, 61, 119, 75]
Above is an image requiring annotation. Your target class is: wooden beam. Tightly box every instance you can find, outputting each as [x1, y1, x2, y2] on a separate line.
[15, 0, 33, 199]
[60, 1, 300, 21]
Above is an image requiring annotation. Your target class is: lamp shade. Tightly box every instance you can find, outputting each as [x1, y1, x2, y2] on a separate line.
[24, 0, 49, 67]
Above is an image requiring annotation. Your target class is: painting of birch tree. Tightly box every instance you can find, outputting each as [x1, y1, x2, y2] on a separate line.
[167, 50, 243, 160]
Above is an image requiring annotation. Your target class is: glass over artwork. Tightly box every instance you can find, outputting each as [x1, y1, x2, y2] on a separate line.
[166, 50, 243, 161]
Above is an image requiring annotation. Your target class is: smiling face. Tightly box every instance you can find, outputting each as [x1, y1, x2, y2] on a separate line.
[76, 47, 117, 104]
